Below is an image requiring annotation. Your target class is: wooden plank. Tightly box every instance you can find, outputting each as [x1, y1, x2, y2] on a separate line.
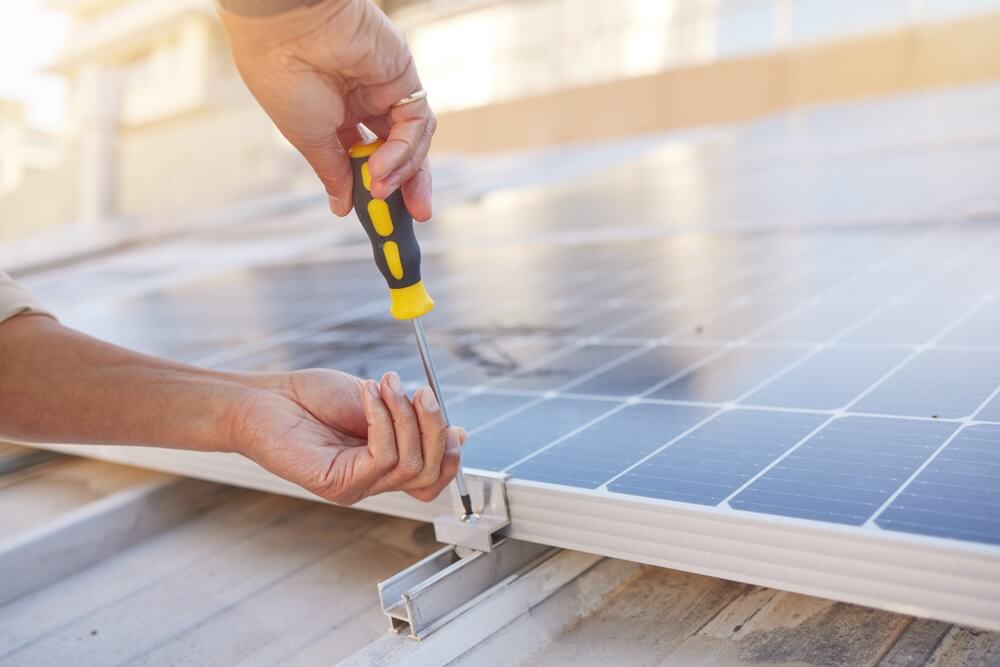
[878, 619, 953, 667]
[534, 567, 750, 665]
[661, 588, 911, 667]
[0, 475, 230, 606]
[925, 626, 1000, 666]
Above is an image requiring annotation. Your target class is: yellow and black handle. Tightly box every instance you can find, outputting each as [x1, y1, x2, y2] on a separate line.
[349, 138, 435, 321]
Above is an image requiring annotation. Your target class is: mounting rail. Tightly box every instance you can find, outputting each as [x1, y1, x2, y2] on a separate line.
[377, 537, 556, 639]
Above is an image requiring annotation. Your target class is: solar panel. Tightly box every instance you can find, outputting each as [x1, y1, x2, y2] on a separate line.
[20, 84, 1000, 629]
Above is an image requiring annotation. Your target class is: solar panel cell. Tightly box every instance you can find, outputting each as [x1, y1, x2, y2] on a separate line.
[567, 345, 720, 397]
[650, 346, 808, 403]
[939, 303, 1000, 346]
[730, 417, 959, 525]
[460, 397, 614, 471]
[841, 299, 970, 345]
[742, 347, 909, 410]
[751, 300, 877, 343]
[876, 424, 1000, 545]
[509, 403, 713, 488]
[492, 345, 633, 392]
[445, 393, 537, 433]
[608, 409, 826, 504]
[853, 349, 1000, 419]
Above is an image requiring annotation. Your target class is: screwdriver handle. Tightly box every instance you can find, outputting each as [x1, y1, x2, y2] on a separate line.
[349, 139, 435, 321]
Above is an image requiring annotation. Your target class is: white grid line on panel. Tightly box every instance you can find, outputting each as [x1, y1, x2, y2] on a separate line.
[716, 235, 1000, 509]
[589, 227, 950, 490]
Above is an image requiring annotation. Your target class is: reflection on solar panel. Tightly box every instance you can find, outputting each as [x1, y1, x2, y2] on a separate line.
[26, 85, 1000, 630]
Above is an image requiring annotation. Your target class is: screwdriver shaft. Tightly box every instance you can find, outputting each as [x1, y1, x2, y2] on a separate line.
[412, 318, 474, 518]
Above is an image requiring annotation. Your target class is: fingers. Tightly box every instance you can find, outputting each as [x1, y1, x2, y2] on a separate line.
[378, 371, 425, 483]
[367, 100, 436, 203]
[407, 427, 464, 503]
[359, 371, 458, 499]
[366, 374, 449, 493]
[360, 379, 399, 483]
[410, 386, 448, 488]
[401, 158, 433, 222]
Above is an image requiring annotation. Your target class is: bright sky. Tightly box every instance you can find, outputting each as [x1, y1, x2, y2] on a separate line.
[0, 1, 70, 132]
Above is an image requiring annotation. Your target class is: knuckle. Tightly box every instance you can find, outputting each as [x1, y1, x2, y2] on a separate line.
[378, 449, 399, 472]
[413, 467, 440, 489]
[398, 455, 423, 479]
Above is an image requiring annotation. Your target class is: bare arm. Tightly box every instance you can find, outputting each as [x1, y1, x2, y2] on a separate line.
[0, 314, 461, 505]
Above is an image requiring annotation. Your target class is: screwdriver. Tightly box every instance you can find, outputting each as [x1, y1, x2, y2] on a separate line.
[348, 131, 475, 520]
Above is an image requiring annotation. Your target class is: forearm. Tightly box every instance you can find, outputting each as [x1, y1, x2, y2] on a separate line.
[0, 315, 247, 451]
[216, 0, 359, 51]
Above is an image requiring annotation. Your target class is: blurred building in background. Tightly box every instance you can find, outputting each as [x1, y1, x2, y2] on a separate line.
[1, 0, 998, 241]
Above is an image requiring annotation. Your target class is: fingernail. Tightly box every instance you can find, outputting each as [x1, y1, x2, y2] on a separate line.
[386, 372, 405, 397]
[366, 380, 379, 399]
[419, 388, 439, 412]
[447, 428, 461, 450]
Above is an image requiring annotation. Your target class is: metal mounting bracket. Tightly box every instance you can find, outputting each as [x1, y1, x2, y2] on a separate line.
[433, 471, 510, 552]
[377, 537, 556, 639]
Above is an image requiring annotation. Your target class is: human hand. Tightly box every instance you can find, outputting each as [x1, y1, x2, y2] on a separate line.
[225, 369, 463, 505]
[218, 0, 436, 220]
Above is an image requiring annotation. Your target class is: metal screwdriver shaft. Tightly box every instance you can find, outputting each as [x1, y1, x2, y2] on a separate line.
[348, 130, 474, 521]
[412, 318, 474, 518]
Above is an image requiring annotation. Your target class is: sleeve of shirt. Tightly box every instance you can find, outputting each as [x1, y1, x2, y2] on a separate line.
[0, 271, 54, 324]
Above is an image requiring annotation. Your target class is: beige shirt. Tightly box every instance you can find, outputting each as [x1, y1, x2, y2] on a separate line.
[0, 271, 52, 324]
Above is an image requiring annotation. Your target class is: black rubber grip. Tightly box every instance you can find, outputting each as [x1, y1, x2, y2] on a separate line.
[350, 146, 422, 290]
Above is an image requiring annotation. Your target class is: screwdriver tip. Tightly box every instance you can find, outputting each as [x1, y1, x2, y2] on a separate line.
[460, 493, 474, 519]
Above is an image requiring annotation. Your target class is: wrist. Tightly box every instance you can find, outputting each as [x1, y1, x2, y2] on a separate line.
[211, 372, 292, 459]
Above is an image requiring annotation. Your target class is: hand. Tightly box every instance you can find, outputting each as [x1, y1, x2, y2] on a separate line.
[218, 0, 436, 220]
[225, 369, 463, 505]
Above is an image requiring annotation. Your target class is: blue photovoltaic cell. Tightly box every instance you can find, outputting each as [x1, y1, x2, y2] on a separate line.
[567, 345, 719, 397]
[439, 340, 565, 387]
[607, 302, 714, 340]
[730, 416, 960, 525]
[939, 303, 1000, 346]
[446, 392, 536, 433]
[461, 398, 614, 471]
[853, 349, 1000, 419]
[742, 347, 909, 410]
[492, 345, 632, 392]
[840, 299, 970, 345]
[976, 394, 1000, 423]
[509, 403, 714, 488]
[650, 346, 808, 403]
[671, 301, 794, 342]
[875, 424, 1000, 545]
[751, 300, 876, 343]
[608, 410, 827, 504]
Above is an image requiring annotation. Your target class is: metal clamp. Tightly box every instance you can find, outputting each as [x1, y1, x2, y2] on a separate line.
[433, 471, 510, 552]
